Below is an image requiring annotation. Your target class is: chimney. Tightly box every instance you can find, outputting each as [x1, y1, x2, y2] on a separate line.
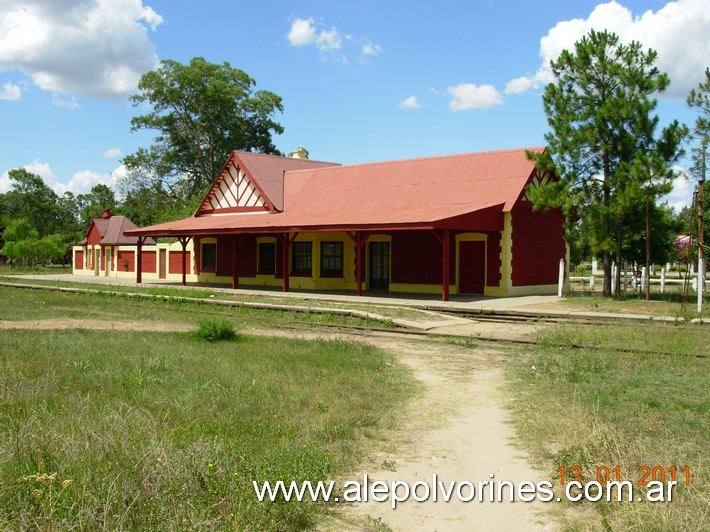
[289, 146, 309, 159]
[101, 208, 112, 219]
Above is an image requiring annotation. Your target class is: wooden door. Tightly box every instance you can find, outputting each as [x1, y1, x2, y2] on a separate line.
[458, 241, 485, 294]
[369, 242, 390, 291]
[159, 249, 167, 279]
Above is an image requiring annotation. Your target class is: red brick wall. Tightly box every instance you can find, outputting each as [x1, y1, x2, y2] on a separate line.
[141, 250, 157, 273]
[117, 250, 135, 272]
[391, 231, 455, 285]
[511, 201, 565, 286]
[169, 251, 191, 274]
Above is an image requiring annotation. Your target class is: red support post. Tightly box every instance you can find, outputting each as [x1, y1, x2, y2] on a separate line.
[179, 236, 190, 286]
[231, 235, 242, 290]
[282, 233, 290, 292]
[357, 232, 366, 296]
[442, 229, 450, 302]
[136, 236, 144, 284]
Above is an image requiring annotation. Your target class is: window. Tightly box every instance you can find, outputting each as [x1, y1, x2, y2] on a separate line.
[292, 241, 312, 274]
[320, 241, 343, 276]
[258, 242, 276, 274]
[201, 243, 216, 272]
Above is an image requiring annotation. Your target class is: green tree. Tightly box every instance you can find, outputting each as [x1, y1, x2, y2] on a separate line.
[529, 30, 681, 297]
[1, 218, 64, 266]
[3, 169, 64, 235]
[686, 68, 709, 272]
[77, 184, 117, 229]
[122, 57, 284, 207]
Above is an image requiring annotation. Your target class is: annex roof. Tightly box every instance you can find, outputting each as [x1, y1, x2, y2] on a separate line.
[127, 147, 545, 237]
[80, 215, 156, 246]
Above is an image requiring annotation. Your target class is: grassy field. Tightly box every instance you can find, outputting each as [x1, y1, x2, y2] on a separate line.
[0, 287, 417, 530]
[506, 323, 709, 531]
[0, 275, 432, 323]
[0, 284, 396, 331]
[549, 292, 709, 319]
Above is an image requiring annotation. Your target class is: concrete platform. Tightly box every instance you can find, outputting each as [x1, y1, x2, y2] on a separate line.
[6, 273, 560, 313]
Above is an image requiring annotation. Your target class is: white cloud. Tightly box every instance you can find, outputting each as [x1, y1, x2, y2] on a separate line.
[0, 81, 21, 100]
[661, 171, 693, 212]
[286, 17, 316, 47]
[398, 95, 421, 109]
[506, 0, 710, 98]
[0, 159, 121, 196]
[286, 16, 378, 64]
[0, 170, 11, 192]
[316, 28, 343, 52]
[362, 41, 382, 57]
[64, 169, 118, 195]
[103, 147, 122, 158]
[447, 83, 503, 111]
[52, 93, 79, 109]
[0, 0, 163, 99]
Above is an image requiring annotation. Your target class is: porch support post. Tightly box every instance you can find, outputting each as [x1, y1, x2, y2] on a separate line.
[281, 233, 295, 293]
[231, 235, 242, 290]
[347, 231, 370, 296]
[178, 236, 191, 286]
[442, 229, 450, 302]
[356, 232, 364, 296]
[136, 236, 145, 284]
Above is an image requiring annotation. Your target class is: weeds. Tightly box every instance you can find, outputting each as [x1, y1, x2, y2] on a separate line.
[193, 318, 239, 342]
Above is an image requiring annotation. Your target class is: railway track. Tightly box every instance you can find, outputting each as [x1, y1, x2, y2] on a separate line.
[1, 280, 706, 357]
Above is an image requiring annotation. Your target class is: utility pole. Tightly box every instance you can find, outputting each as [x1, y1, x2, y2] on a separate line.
[698, 138, 706, 314]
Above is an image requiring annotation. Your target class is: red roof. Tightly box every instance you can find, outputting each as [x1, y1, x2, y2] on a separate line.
[127, 147, 545, 237]
[196, 151, 340, 214]
[80, 215, 156, 246]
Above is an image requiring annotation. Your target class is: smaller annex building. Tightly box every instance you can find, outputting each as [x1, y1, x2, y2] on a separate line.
[117, 147, 566, 300]
[73, 209, 194, 281]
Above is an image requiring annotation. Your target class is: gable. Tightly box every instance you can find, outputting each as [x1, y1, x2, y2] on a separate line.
[85, 219, 108, 245]
[196, 159, 270, 215]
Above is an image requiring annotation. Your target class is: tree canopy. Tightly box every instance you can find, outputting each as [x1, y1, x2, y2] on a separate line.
[121, 57, 285, 206]
[529, 30, 684, 297]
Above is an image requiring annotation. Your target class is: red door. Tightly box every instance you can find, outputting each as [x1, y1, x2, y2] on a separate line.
[459, 241, 485, 294]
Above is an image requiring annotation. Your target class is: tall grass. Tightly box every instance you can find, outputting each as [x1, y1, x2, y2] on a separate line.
[0, 329, 415, 530]
[506, 323, 709, 531]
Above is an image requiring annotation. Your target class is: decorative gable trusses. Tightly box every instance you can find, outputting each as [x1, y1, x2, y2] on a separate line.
[196, 156, 273, 215]
[522, 169, 553, 202]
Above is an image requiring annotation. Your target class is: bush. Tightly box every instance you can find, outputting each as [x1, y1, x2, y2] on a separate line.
[192, 318, 239, 342]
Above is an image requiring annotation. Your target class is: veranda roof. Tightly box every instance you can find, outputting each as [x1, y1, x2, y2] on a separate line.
[126, 147, 544, 237]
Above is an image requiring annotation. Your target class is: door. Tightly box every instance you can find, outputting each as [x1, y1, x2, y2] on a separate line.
[105, 248, 112, 276]
[159, 249, 167, 279]
[369, 242, 390, 291]
[458, 241, 485, 294]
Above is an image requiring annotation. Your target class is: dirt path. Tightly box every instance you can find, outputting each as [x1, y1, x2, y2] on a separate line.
[318, 337, 552, 531]
[2, 318, 552, 530]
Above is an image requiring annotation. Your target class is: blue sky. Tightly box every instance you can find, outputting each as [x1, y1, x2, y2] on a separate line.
[1, 0, 708, 210]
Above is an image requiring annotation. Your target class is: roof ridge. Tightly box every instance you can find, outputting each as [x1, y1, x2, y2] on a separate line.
[232, 150, 339, 166]
[285, 146, 544, 174]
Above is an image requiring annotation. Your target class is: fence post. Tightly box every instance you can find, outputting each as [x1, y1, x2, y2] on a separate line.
[558, 258, 565, 298]
[589, 275, 595, 291]
[623, 263, 628, 298]
[641, 267, 647, 297]
[611, 263, 617, 295]
[699, 258, 705, 314]
[660, 268, 666, 294]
